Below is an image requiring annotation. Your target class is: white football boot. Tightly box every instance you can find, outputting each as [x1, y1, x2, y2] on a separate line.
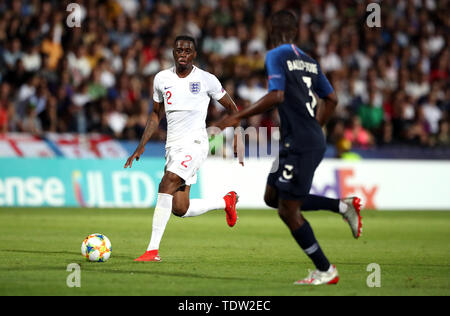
[294, 264, 339, 285]
[342, 197, 363, 239]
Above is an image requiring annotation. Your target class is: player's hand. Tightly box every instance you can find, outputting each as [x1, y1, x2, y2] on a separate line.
[215, 115, 240, 131]
[124, 146, 145, 168]
[234, 131, 245, 167]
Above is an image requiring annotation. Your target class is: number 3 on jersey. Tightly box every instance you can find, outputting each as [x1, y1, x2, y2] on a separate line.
[302, 76, 317, 117]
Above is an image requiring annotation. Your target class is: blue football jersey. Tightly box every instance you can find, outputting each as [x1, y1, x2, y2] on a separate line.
[266, 44, 334, 153]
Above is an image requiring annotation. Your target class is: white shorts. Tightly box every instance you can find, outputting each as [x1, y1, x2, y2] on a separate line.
[165, 139, 209, 186]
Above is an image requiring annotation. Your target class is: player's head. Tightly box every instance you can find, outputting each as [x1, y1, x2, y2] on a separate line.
[269, 10, 298, 46]
[173, 35, 197, 71]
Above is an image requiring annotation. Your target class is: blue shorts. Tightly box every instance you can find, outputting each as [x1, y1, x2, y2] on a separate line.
[267, 148, 325, 201]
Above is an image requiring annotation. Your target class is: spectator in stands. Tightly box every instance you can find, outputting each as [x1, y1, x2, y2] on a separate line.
[407, 106, 431, 146]
[434, 119, 450, 147]
[357, 88, 384, 133]
[106, 98, 128, 139]
[237, 75, 267, 104]
[2, 38, 23, 69]
[344, 115, 374, 149]
[22, 103, 43, 136]
[422, 90, 443, 135]
[0, 83, 9, 133]
[22, 43, 42, 72]
[39, 95, 58, 133]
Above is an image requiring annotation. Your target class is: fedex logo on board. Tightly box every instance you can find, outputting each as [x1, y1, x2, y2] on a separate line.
[311, 168, 378, 209]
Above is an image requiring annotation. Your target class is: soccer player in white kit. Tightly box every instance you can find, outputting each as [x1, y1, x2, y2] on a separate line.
[124, 36, 243, 262]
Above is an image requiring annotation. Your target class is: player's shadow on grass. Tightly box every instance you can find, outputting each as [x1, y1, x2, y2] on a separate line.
[85, 267, 253, 282]
[0, 262, 253, 283]
[0, 249, 254, 281]
[0, 249, 128, 259]
[1, 249, 255, 282]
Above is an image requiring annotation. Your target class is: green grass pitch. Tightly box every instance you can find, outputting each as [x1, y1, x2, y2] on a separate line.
[0, 207, 449, 296]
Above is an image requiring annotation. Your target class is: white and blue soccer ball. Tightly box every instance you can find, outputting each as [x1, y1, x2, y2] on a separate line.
[81, 233, 112, 262]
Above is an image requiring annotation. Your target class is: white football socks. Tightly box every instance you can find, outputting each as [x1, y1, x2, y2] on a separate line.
[146, 195, 226, 251]
[147, 193, 173, 251]
[182, 198, 226, 218]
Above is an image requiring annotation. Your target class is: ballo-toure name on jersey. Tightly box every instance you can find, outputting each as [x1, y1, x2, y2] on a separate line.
[286, 60, 318, 74]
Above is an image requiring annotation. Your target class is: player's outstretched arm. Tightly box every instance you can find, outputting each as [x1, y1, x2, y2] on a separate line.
[213, 90, 283, 165]
[124, 101, 164, 168]
[315, 91, 338, 127]
[222, 90, 284, 128]
[217, 93, 245, 166]
[215, 90, 284, 129]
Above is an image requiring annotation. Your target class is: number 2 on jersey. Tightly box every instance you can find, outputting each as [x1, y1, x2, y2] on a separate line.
[165, 91, 172, 105]
[302, 76, 317, 117]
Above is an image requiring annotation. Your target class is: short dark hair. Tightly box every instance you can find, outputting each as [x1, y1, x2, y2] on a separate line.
[270, 10, 298, 42]
[174, 35, 197, 51]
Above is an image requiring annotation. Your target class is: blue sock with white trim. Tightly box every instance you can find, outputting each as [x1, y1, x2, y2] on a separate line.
[292, 220, 330, 272]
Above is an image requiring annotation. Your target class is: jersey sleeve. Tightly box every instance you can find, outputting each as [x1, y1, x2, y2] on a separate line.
[152, 74, 164, 103]
[207, 74, 226, 101]
[313, 64, 334, 98]
[266, 49, 286, 92]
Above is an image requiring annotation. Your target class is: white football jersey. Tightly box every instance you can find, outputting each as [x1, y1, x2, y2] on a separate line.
[153, 66, 226, 147]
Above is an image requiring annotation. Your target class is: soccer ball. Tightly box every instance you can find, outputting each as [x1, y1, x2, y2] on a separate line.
[81, 233, 112, 262]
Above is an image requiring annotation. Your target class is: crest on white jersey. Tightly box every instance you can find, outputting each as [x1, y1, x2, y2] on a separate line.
[189, 82, 201, 94]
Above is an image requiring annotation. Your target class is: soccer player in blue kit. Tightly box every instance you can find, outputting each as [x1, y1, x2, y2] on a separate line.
[217, 10, 362, 285]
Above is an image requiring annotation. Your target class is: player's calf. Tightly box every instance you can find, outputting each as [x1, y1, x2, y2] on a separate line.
[172, 206, 188, 217]
[171, 184, 191, 217]
[277, 200, 305, 231]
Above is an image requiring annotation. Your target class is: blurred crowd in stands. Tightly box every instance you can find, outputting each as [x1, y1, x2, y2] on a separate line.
[0, 0, 449, 152]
